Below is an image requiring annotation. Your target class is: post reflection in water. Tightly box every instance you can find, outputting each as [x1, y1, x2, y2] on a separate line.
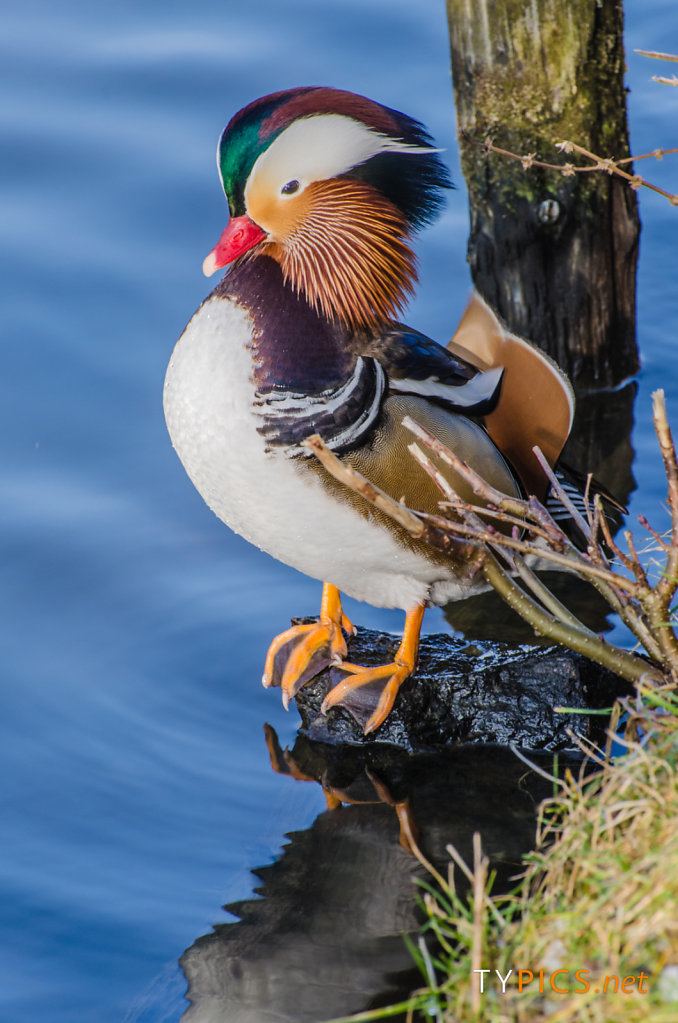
[180, 729, 571, 1023]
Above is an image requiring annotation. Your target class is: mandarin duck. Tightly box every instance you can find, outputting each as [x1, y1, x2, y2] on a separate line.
[164, 86, 579, 735]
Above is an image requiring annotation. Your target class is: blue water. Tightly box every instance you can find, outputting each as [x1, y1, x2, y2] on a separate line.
[2, 1, 677, 1020]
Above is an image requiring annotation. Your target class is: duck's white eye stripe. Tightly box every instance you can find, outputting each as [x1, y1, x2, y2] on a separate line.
[246, 114, 440, 202]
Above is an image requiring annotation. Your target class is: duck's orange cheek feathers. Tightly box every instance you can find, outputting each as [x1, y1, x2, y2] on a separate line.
[202, 215, 267, 277]
[246, 181, 312, 242]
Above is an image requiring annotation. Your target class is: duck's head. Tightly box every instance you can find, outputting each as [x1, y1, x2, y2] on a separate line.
[203, 87, 451, 329]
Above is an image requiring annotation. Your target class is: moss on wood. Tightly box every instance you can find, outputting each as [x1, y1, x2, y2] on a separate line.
[446, 0, 640, 390]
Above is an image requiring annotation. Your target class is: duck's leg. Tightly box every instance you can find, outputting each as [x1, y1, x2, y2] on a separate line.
[322, 604, 425, 735]
[262, 582, 356, 707]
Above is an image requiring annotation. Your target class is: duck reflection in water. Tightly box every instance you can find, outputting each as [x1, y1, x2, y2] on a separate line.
[179, 729, 568, 1023]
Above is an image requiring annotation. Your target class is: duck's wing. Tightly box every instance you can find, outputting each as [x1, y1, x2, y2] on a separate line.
[256, 321, 504, 457]
[362, 324, 504, 416]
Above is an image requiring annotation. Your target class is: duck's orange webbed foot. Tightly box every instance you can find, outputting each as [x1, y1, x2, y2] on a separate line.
[322, 605, 425, 735]
[262, 582, 355, 708]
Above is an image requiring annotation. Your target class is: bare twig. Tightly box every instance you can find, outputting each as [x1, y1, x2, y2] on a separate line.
[635, 49, 678, 63]
[404, 423, 672, 666]
[403, 415, 527, 517]
[638, 393, 678, 672]
[417, 507, 638, 593]
[616, 148, 678, 165]
[438, 497, 561, 545]
[481, 554, 661, 686]
[471, 833, 488, 1016]
[638, 516, 672, 555]
[302, 434, 425, 536]
[405, 433, 639, 595]
[625, 529, 650, 586]
[305, 433, 665, 688]
[532, 446, 591, 541]
[465, 134, 678, 206]
[306, 390, 678, 695]
[556, 140, 678, 205]
[494, 541, 594, 635]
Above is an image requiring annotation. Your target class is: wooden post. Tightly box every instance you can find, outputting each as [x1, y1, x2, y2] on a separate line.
[446, 0, 640, 391]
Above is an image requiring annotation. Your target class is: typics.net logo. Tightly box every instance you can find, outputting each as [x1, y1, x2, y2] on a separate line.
[473, 969, 649, 996]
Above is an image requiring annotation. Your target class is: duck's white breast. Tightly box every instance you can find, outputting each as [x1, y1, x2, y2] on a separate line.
[163, 295, 468, 610]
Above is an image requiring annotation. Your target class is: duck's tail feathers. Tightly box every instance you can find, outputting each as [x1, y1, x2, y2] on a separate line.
[546, 462, 627, 550]
[447, 292, 574, 502]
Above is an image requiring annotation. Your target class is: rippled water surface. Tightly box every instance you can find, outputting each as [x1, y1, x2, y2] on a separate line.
[2, 1, 677, 1020]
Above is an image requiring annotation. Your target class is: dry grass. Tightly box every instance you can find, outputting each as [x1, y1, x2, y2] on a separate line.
[500, 695, 678, 1022]
[326, 695, 678, 1023]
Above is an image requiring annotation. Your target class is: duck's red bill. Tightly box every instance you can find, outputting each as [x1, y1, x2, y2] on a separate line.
[202, 215, 267, 277]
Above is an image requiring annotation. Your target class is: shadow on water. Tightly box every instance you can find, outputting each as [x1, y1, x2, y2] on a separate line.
[179, 731, 578, 1023]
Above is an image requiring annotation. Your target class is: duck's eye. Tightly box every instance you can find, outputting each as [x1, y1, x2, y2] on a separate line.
[280, 179, 300, 196]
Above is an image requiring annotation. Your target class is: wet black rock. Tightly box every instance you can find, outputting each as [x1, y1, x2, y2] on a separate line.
[294, 625, 630, 753]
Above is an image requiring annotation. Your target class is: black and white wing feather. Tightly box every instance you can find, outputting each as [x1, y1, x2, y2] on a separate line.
[255, 356, 386, 455]
[363, 325, 502, 415]
[546, 463, 626, 548]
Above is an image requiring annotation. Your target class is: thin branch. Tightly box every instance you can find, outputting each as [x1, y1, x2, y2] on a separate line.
[494, 542, 595, 636]
[641, 393, 678, 669]
[635, 49, 678, 63]
[406, 440, 593, 633]
[597, 503, 637, 574]
[407, 441, 459, 506]
[616, 148, 678, 165]
[556, 140, 678, 205]
[532, 446, 591, 541]
[481, 554, 663, 686]
[404, 416, 570, 548]
[464, 133, 678, 207]
[404, 434, 639, 594]
[585, 510, 666, 658]
[417, 507, 638, 593]
[576, 520, 666, 663]
[653, 391, 678, 574]
[470, 135, 599, 175]
[526, 497, 572, 548]
[302, 434, 426, 537]
[638, 516, 672, 555]
[304, 411, 675, 692]
[403, 415, 527, 517]
[439, 498, 563, 545]
[624, 529, 650, 587]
